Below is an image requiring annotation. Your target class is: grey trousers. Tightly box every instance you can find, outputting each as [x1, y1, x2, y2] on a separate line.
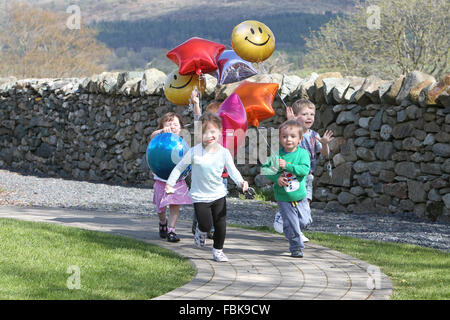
[278, 198, 312, 252]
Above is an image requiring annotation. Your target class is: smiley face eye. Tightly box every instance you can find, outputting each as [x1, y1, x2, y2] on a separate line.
[258, 27, 263, 33]
[250, 28, 255, 34]
[174, 75, 177, 80]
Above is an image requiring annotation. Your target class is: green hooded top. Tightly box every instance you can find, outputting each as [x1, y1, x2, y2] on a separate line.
[261, 146, 310, 202]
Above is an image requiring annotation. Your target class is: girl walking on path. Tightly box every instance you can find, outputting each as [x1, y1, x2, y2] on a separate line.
[150, 112, 192, 242]
[165, 112, 249, 262]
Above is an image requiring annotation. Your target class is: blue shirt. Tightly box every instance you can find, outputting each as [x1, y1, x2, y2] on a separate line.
[299, 130, 322, 173]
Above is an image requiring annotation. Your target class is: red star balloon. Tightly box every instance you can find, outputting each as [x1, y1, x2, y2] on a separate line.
[233, 81, 279, 127]
[167, 37, 226, 76]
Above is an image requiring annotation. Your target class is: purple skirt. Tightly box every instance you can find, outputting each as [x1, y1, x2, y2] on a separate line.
[153, 179, 192, 213]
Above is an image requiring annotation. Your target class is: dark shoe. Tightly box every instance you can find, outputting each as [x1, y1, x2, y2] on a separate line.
[291, 250, 303, 258]
[159, 222, 167, 239]
[167, 231, 180, 242]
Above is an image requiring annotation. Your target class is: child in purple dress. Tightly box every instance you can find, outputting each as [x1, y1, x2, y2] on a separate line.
[150, 112, 193, 242]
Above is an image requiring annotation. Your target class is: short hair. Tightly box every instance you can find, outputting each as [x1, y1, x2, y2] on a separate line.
[279, 119, 303, 137]
[205, 101, 222, 114]
[199, 112, 222, 131]
[157, 112, 184, 129]
[291, 99, 315, 116]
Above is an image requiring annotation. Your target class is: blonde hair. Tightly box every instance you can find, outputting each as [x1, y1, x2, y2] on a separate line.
[291, 99, 315, 116]
[279, 119, 304, 137]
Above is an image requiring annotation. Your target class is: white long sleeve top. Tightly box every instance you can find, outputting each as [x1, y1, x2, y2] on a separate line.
[166, 143, 244, 203]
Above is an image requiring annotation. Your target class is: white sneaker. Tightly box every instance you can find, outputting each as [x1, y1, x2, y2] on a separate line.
[273, 211, 283, 234]
[301, 232, 309, 243]
[194, 226, 206, 248]
[212, 248, 229, 262]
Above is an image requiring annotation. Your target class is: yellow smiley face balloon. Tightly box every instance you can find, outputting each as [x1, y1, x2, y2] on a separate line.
[231, 20, 275, 63]
[163, 70, 206, 106]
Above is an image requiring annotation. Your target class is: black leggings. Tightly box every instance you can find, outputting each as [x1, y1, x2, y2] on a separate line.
[194, 197, 226, 250]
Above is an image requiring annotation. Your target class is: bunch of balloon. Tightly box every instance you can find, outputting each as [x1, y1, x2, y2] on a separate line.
[231, 20, 288, 110]
[164, 37, 226, 106]
[229, 20, 279, 127]
[228, 19, 282, 161]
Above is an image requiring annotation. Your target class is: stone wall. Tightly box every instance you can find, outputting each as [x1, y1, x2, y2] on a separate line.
[0, 69, 449, 221]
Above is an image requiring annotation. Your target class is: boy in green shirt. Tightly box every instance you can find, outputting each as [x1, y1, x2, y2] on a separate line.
[261, 120, 311, 257]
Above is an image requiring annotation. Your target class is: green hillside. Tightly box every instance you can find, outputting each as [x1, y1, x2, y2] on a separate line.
[93, 11, 338, 72]
[21, 1, 349, 73]
[94, 11, 337, 50]
[27, 0, 354, 23]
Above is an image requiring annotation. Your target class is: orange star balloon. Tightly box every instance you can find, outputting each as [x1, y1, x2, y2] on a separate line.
[233, 81, 279, 127]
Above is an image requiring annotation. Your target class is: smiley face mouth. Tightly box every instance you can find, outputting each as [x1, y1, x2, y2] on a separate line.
[244, 34, 271, 46]
[169, 76, 193, 89]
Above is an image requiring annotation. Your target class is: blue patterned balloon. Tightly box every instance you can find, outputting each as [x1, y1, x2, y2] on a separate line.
[146, 133, 191, 180]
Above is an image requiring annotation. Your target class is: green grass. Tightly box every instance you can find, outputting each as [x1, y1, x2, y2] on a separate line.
[229, 224, 450, 300]
[2, 216, 448, 300]
[0, 218, 196, 300]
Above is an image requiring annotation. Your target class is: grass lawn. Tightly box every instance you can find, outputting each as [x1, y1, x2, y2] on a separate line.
[230, 224, 450, 300]
[0, 218, 195, 300]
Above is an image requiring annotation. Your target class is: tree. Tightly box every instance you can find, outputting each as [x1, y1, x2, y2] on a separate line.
[302, 0, 449, 79]
[0, 1, 112, 78]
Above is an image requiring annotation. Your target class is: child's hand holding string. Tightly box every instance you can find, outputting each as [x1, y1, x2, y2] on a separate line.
[190, 87, 201, 115]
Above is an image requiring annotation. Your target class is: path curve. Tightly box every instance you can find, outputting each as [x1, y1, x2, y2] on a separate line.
[0, 206, 392, 300]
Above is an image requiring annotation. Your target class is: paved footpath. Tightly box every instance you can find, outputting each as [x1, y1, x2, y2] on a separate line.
[0, 206, 392, 300]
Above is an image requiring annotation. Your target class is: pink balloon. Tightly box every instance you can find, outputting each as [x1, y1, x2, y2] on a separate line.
[217, 93, 248, 157]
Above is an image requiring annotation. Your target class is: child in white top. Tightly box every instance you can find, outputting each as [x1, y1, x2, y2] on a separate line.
[166, 112, 249, 262]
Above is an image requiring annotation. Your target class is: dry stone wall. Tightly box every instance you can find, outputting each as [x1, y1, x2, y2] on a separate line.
[0, 69, 449, 221]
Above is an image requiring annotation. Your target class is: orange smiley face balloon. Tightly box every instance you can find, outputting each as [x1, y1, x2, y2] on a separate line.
[231, 20, 275, 63]
[163, 70, 206, 106]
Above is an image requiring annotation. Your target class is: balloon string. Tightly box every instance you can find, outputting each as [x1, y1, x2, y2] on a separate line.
[256, 126, 274, 159]
[198, 74, 203, 113]
[259, 61, 289, 109]
[186, 75, 203, 127]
